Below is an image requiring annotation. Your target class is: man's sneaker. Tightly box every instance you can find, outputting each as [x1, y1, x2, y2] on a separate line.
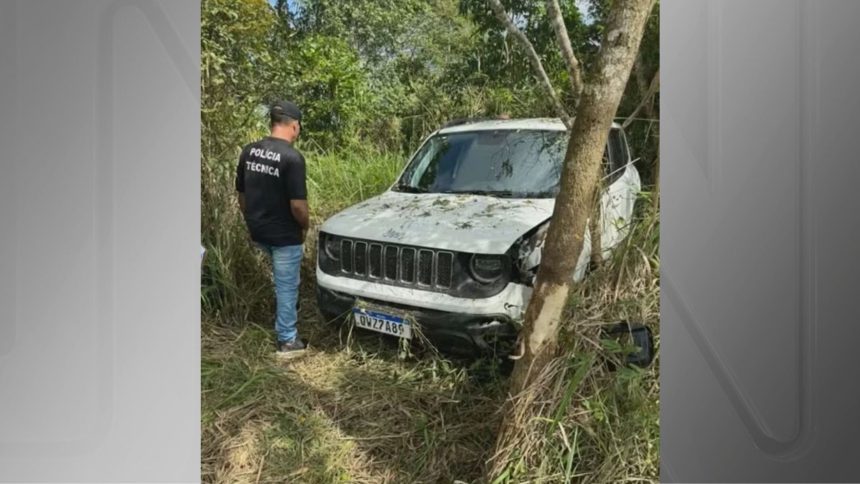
[276, 339, 306, 359]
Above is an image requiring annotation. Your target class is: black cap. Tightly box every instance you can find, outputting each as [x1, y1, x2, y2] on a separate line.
[270, 100, 302, 126]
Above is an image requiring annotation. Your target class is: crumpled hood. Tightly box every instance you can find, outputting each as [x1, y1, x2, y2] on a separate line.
[320, 191, 554, 254]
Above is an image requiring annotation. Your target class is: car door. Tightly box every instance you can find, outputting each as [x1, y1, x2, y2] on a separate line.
[599, 127, 641, 257]
[572, 128, 641, 281]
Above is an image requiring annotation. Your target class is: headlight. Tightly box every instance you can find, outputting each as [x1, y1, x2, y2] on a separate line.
[517, 222, 549, 275]
[323, 234, 341, 260]
[469, 254, 505, 283]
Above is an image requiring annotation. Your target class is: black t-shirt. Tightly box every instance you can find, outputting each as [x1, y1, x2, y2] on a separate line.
[235, 137, 307, 246]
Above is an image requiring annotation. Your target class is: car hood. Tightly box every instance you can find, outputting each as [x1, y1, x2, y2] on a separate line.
[320, 191, 554, 254]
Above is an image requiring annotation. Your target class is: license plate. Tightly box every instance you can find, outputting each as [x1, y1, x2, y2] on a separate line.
[352, 306, 413, 340]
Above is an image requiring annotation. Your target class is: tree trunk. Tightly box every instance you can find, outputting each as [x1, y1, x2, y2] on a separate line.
[489, 0, 655, 476]
[589, 188, 603, 266]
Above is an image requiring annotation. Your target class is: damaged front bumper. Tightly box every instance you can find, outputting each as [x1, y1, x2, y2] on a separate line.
[316, 268, 527, 355]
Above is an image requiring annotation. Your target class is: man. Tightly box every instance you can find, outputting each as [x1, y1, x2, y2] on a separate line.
[235, 100, 310, 358]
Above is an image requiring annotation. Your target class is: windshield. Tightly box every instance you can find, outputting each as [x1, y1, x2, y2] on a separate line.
[394, 129, 568, 198]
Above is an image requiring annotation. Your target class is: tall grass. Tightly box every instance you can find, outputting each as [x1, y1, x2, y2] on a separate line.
[305, 148, 405, 217]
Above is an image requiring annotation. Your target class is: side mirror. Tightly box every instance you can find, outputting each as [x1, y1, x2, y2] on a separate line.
[603, 321, 655, 369]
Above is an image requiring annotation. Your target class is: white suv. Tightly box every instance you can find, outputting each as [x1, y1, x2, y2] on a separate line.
[316, 118, 640, 355]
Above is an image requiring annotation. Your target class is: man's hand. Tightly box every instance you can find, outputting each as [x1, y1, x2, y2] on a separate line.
[290, 199, 310, 231]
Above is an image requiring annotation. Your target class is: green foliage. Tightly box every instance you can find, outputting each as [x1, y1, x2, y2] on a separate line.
[278, 34, 371, 147]
[459, 0, 593, 91]
[201, 0, 659, 155]
[295, 0, 434, 65]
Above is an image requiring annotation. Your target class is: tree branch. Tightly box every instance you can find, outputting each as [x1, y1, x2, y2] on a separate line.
[546, 0, 583, 105]
[487, 0, 572, 128]
[622, 68, 659, 129]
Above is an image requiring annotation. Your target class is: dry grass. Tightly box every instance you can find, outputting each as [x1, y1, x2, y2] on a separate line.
[202, 236, 509, 483]
[202, 318, 507, 483]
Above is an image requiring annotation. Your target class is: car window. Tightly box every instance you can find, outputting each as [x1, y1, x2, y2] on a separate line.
[397, 129, 568, 198]
[606, 128, 629, 183]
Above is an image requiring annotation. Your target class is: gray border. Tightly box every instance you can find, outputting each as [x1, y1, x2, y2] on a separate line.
[0, 1, 195, 458]
[658, 1, 860, 481]
[0, 0, 18, 359]
[0, 1, 200, 480]
[663, 0, 818, 459]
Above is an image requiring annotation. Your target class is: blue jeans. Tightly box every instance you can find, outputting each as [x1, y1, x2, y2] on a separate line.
[257, 243, 303, 343]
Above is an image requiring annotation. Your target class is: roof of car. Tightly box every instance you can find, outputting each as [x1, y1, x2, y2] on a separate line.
[437, 117, 623, 134]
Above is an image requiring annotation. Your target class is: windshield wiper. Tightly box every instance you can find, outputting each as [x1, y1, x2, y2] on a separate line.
[447, 189, 522, 198]
[394, 183, 429, 194]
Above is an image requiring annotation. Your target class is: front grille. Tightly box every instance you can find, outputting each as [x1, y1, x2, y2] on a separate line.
[436, 252, 454, 287]
[384, 246, 398, 280]
[354, 241, 367, 275]
[417, 250, 433, 285]
[369, 244, 383, 278]
[340, 240, 353, 273]
[337, 237, 454, 291]
[401, 247, 415, 283]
